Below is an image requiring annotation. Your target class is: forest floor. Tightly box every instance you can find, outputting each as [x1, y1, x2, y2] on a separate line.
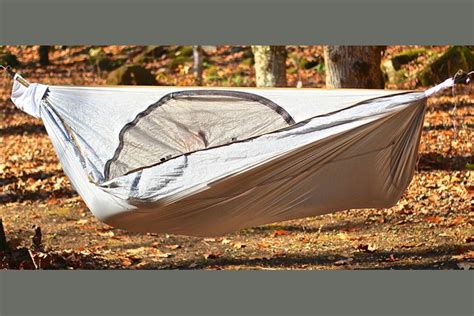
[0, 45, 473, 270]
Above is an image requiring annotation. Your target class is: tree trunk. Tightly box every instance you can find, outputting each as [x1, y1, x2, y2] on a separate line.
[38, 46, 50, 65]
[193, 46, 203, 86]
[251, 46, 287, 87]
[324, 46, 384, 89]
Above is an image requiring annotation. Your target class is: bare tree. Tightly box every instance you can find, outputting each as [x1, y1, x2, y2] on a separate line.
[193, 46, 203, 86]
[251, 46, 287, 87]
[323, 46, 385, 89]
[38, 46, 50, 65]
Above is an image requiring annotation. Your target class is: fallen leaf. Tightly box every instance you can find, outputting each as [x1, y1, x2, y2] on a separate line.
[448, 216, 465, 227]
[395, 220, 405, 225]
[337, 232, 348, 240]
[47, 198, 59, 205]
[356, 244, 377, 253]
[111, 235, 128, 240]
[126, 247, 147, 256]
[452, 251, 474, 260]
[233, 242, 245, 249]
[121, 258, 133, 267]
[424, 215, 442, 224]
[221, 238, 231, 245]
[203, 253, 218, 260]
[438, 232, 451, 237]
[334, 257, 353, 266]
[272, 229, 289, 237]
[385, 254, 398, 262]
[98, 231, 114, 237]
[158, 253, 172, 258]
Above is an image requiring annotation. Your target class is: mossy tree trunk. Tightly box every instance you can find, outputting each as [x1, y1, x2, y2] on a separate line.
[193, 46, 203, 86]
[251, 46, 287, 87]
[38, 46, 50, 65]
[324, 46, 385, 89]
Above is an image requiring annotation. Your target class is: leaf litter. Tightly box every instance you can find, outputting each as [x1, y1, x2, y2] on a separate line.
[0, 45, 472, 270]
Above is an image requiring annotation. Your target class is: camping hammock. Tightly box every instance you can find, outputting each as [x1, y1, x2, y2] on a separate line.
[7, 68, 470, 236]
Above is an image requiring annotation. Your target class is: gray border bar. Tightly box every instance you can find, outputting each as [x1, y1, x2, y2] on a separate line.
[1, 1, 473, 316]
[1, 271, 473, 316]
[0, 0, 473, 44]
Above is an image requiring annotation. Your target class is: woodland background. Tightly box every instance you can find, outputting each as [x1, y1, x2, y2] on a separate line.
[0, 45, 472, 269]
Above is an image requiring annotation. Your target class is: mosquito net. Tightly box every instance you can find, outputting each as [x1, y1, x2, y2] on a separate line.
[104, 90, 295, 180]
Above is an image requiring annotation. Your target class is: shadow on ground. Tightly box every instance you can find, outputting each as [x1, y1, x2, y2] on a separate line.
[140, 244, 467, 270]
[1, 123, 46, 136]
[418, 152, 471, 171]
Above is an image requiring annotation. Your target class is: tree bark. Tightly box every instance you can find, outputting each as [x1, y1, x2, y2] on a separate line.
[324, 46, 385, 89]
[38, 46, 50, 65]
[193, 46, 203, 86]
[251, 46, 287, 87]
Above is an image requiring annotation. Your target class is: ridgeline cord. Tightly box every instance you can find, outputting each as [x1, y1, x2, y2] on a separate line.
[450, 70, 474, 142]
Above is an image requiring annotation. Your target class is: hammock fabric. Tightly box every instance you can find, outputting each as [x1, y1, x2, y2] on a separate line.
[10, 75, 454, 236]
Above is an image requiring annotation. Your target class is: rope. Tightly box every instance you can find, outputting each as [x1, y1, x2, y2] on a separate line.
[0, 64, 30, 87]
[449, 70, 473, 142]
[0, 64, 16, 78]
[424, 69, 473, 97]
[453, 69, 474, 84]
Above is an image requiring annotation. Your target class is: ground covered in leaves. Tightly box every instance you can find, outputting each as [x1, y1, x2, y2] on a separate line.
[1, 46, 473, 270]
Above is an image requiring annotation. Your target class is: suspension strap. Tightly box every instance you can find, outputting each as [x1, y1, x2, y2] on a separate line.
[424, 69, 473, 97]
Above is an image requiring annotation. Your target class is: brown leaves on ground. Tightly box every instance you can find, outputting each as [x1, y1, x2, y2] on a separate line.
[0, 45, 473, 270]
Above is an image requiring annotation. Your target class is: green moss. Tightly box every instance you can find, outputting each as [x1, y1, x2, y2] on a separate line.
[133, 46, 167, 63]
[177, 46, 193, 57]
[382, 59, 408, 84]
[391, 48, 427, 70]
[168, 55, 192, 70]
[231, 75, 244, 86]
[241, 57, 254, 66]
[287, 67, 298, 75]
[106, 64, 157, 85]
[46, 207, 72, 218]
[166, 46, 195, 70]
[417, 46, 474, 86]
[88, 47, 124, 71]
[241, 47, 254, 60]
[168, 46, 193, 58]
[314, 63, 325, 73]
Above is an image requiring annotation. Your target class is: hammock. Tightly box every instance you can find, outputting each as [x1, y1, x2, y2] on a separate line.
[8, 72, 463, 236]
